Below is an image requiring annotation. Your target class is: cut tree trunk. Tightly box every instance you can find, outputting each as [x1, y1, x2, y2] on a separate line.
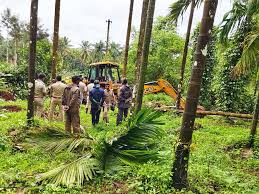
[172, 0, 218, 189]
[27, 0, 38, 125]
[135, 0, 156, 113]
[176, 0, 195, 109]
[122, 0, 134, 78]
[51, 0, 61, 79]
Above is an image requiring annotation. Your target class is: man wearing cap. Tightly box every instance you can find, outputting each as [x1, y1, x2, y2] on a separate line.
[49, 75, 67, 121]
[34, 73, 47, 117]
[89, 80, 105, 125]
[62, 76, 81, 133]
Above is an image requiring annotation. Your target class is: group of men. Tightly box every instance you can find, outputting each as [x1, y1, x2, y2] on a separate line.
[33, 73, 133, 133]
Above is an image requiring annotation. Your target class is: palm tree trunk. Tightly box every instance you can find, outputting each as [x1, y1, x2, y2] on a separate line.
[135, 0, 156, 113]
[249, 71, 259, 148]
[122, 0, 134, 78]
[134, 0, 149, 84]
[172, 0, 218, 189]
[176, 0, 195, 109]
[13, 38, 18, 66]
[6, 39, 9, 63]
[133, 0, 149, 110]
[51, 0, 61, 79]
[27, 0, 38, 126]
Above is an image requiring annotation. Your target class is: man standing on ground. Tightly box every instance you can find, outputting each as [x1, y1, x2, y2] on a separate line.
[103, 84, 115, 123]
[49, 75, 67, 121]
[79, 76, 87, 104]
[34, 73, 47, 117]
[62, 76, 81, 133]
[89, 80, 104, 125]
[86, 79, 94, 113]
[116, 79, 132, 125]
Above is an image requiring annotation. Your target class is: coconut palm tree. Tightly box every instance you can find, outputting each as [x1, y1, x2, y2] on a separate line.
[122, 0, 135, 78]
[39, 109, 165, 186]
[80, 40, 91, 64]
[58, 36, 71, 67]
[51, 0, 61, 79]
[232, 14, 259, 148]
[172, 0, 218, 189]
[168, 0, 203, 109]
[27, 0, 38, 125]
[92, 41, 105, 62]
[135, 0, 156, 113]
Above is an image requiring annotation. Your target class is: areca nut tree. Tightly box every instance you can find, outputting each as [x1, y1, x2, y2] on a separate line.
[232, 15, 259, 148]
[51, 0, 61, 79]
[123, 0, 134, 78]
[27, 0, 38, 125]
[168, 0, 203, 109]
[172, 0, 218, 189]
[135, 0, 156, 113]
[134, 0, 149, 84]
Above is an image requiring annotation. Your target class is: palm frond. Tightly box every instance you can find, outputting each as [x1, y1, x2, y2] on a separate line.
[39, 155, 99, 186]
[106, 109, 165, 167]
[42, 137, 93, 153]
[168, 0, 203, 24]
[232, 27, 259, 77]
[41, 128, 93, 153]
[219, 0, 258, 43]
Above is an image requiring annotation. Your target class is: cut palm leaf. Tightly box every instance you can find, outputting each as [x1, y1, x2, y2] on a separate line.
[39, 154, 99, 186]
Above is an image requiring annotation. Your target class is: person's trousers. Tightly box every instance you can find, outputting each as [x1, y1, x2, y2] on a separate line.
[65, 110, 80, 134]
[49, 98, 64, 121]
[34, 98, 44, 117]
[91, 108, 101, 125]
[103, 105, 109, 123]
[116, 108, 129, 125]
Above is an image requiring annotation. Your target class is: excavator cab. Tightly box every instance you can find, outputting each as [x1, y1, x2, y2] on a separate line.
[87, 61, 121, 95]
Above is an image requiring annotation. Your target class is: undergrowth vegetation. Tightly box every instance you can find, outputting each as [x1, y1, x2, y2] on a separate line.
[0, 99, 258, 193]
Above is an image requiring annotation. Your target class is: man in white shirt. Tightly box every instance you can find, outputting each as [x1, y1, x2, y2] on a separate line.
[86, 79, 94, 113]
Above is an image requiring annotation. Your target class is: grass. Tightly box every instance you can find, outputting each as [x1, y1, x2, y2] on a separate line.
[0, 98, 258, 193]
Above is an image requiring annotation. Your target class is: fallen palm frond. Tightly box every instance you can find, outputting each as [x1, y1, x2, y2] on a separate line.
[40, 128, 93, 153]
[39, 154, 99, 186]
[105, 109, 165, 167]
[42, 137, 93, 153]
[39, 109, 165, 186]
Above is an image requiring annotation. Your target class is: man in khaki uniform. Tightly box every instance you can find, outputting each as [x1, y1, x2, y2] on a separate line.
[62, 76, 81, 133]
[103, 84, 115, 123]
[34, 73, 47, 117]
[49, 75, 67, 121]
[78, 77, 87, 104]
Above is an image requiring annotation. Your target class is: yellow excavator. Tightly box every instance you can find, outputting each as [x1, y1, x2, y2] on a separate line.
[86, 61, 204, 110]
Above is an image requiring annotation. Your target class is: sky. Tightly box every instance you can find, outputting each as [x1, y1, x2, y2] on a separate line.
[0, 0, 232, 47]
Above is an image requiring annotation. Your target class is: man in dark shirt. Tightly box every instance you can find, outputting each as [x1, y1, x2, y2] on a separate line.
[116, 79, 132, 125]
[89, 80, 105, 125]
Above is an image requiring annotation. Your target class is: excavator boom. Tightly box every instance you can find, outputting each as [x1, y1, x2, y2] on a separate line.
[144, 79, 204, 110]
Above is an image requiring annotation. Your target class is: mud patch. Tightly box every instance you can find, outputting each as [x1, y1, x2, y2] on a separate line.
[0, 90, 15, 101]
[0, 105, 22, 112]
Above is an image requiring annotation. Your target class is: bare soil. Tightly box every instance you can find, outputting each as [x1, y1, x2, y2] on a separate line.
[0, 105, 22, 112]
[0, 90, 15, 101]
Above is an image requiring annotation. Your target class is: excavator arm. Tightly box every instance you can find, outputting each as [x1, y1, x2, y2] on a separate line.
[144, 79, 204, 110]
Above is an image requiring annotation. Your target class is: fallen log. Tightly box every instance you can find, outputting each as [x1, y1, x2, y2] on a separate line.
[154, 106, 254, 119]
